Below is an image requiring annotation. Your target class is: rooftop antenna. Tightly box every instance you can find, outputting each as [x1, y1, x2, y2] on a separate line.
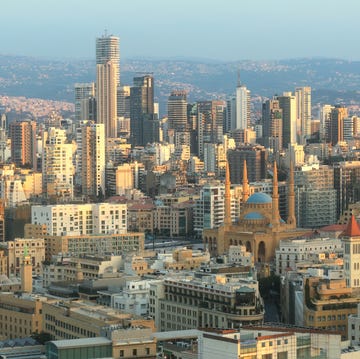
[104, 29, 108, 37]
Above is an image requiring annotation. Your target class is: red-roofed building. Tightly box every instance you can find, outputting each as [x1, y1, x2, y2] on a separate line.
[343, 215, 360, 288]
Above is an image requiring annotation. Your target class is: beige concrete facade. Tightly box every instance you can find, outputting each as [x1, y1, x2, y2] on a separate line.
[42, 300, 155, 340]
[0, 238, 45, 276]
[0, 293, 43, 340]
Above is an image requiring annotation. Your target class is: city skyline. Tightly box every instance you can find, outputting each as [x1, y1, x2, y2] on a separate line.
[1, 0, 359, 61]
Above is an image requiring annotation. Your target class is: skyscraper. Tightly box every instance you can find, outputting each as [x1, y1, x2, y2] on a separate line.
[167, 91, 188, 131]
[81, 122, 106, 197]
[42, 127, 74, 199]
[226, 75, 251, 132]
[96, 34, 120, 139]
[329, 105, 348, 145]
[276, 92, 296, 148]
[130, 75, 154, 147]
[96, 61, 117, 138]
[235, 79, 251, 130]
[74, 83, 95, 123]
[320, 104, 334, 142]
[96, 35, 120, 85]
[295, 86, 311, 144]
[262, 99, 283, 153]
[9, 120, 37, 170]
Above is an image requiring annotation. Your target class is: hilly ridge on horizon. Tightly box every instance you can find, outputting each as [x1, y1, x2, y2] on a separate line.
[1, 54, 360, 116]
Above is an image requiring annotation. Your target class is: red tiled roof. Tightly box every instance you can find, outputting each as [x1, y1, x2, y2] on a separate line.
[320, 224, 347, 232]
[342, 215, 360, 237]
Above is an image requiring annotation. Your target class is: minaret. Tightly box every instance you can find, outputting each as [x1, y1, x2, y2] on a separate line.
[287, 161, 296, 226]
[21, 245, 32, 293]
[75, 261, 84, 281]
[242, 160, 250, 203]
[272, 161, 281, 226]
[224, 161, 232, 226]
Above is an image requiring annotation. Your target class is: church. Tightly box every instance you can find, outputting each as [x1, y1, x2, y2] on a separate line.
[203, 161, 309, 263]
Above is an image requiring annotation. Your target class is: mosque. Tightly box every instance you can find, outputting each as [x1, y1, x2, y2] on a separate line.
[203, 161, 310, 263]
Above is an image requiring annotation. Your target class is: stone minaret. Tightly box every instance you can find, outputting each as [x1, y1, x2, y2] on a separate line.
[224, 161, 232, 226]
[242, 159, 250, 203]
[272, 161, 281, 226]
[287, 161, 296, 226]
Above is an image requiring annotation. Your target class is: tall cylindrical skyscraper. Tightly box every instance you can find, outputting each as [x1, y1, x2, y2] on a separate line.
[96, 34, 120, 138]
[96, 35, 120, 85]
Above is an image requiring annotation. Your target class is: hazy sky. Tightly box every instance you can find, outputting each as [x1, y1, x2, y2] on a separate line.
[1, 0, 358, 61]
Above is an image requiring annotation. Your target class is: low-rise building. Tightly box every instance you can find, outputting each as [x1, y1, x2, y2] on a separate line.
[43, 254, 123, 287]
[149, 270, 263, 332]
[0, 293, 44, 340]
[304, 277, 360, 339]
[37, 232, 143, 261]
[275, 236, 342, 275]
[42, 300, 155, 340]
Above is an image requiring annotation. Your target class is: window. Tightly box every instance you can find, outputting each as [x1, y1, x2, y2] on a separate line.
[133, 349, 137, 356]
[119, 350, 124, 357]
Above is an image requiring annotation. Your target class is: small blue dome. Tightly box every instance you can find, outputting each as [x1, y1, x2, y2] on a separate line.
[247, 192, 272, 204]
[244, 212, 265, 220]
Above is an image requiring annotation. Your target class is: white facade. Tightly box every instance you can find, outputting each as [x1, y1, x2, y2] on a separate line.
[194, 184, 240, 236]
[42, 127, 74, 199]
[295, 86, 311, 144]
[235, 85, 251, 130]
[343, 233, 360, 288]
[31, 202, 127, 236]
[228, 245, 253, 266]
[111, 279, 152, 316]
[275, 237, 342, 275]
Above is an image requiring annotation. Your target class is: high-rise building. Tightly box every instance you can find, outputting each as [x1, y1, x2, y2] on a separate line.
[329, 105, 348, 145]
[227, 145, 268, 183]
[96, 34, 120, 85]
[74, 83, 95, 123]
[42, 127, 74, 199]
[295, 86, 311, 144]
[276, 92, 296, 148]
[96, 34, 120, 139]
[130, 75, 155, 147]
[226, 75, 251, 132]
[167, 91, 188, 131]
[334, 161, 360, 217]
[294, 164, 337, 228]
[235, 78, 251, 130]
[81, 122, 106, 197]
[262, 99, 283, 152]
[320, 104, 334, 142]
[0, 114, 7, 163]
[196, 101, 225, 158]
[9, 120, 37, 170]
[96, 61, 118, 138]
[117, 85, 130, 118]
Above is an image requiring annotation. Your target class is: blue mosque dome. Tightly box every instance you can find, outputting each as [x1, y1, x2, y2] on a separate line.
[247, 192, 272, 204]
[244, 212, 265, 220]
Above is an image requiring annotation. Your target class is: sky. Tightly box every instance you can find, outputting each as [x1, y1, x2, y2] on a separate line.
[1, 0, 359, 61]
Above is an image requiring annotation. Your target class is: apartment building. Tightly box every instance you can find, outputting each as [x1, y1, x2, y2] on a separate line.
[275, 237, 342, 275]
[149, 271, 263, 332]
[31, 202, 127, 236]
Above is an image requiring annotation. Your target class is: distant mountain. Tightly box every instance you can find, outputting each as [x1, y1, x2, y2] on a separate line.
[1, 55, 360, 116]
